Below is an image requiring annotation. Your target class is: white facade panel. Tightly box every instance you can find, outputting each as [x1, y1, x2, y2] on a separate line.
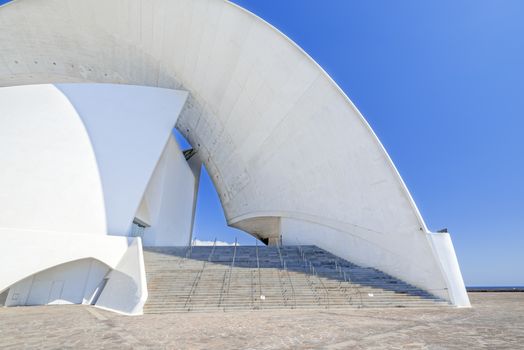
[95, 237, 148, 315]
[140, 135, 201, 247]
[6, 259, 109, 306]
[56, 84, 188, 235]
[0, 229, 147, 315]
[0, 85, 106, 235]
[280, 217, 449, 300]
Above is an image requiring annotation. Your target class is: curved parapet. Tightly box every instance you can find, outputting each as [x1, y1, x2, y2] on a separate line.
[0, 229, 148, 315]
[0, 0, 469, 305]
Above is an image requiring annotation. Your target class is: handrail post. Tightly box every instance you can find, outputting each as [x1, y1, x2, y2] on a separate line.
[302, 248, 330, 309]
[277, 244, 296, 309]
[184, 238, 217, 310]
[256, 239, 262, 303]
[222, 237, 237, 309]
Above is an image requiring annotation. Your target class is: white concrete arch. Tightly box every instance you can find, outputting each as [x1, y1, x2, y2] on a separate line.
[0, 0, 469, 305]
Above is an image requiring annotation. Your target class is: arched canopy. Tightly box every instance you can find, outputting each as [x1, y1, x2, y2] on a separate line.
[0, 0, 426, 235]
[0, 0, 469, 305]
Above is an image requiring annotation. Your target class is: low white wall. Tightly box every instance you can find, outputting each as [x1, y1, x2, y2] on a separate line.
[428, 232, 471, 307]
[281, 217, 453, 302]
[0, 229, 148, 315]
[5, 258, 109, 307]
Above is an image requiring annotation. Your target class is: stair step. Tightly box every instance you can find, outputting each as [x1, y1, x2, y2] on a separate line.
[142, 245, 449, 313]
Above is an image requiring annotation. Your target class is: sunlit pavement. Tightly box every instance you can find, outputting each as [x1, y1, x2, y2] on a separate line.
[0, 293, 523, 349]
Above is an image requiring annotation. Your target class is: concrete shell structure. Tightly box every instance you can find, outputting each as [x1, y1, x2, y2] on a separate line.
[0, 0, 470, 310]
[0, 83, 198, 314]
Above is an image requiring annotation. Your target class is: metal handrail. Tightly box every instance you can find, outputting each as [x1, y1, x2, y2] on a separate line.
[217, 269, 229, 308]
[185, 239, 193, 259]
[275, 244, 287, 304]
[276, 243, 284, 267]
[302, 249, 330, 309]
[256, 239, 262, 301]
[301, 256, 321, 304]
[222, 237, 238, 308]
[345, 266, 364, 308]
[296, 243, 321, 304]
[285, 260, 297, 309]
[315, 269, 331, 309]
[250, 264, 255, 309]
[208, 238, 217, 262]
[184, 238, 217, 310]
[277, 244, 296, 309]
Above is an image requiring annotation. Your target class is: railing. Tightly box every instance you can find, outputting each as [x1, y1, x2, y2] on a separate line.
[219, 237, 237, 309]
[250, 264, 255, 309]
[275, 244, 288, 307]
[296, 245, 321, 305]
[218, 270, 229, 309]
[183, 239, 193, 265]
[332, 257, 361, 307]
[333, 256, 363, 308]
[255, 239, 262, 305]
[184, 238, 216, 311]
[300, 246, 330, 309]
[277, 244, 296, 309]
[314, 266, 331, 309]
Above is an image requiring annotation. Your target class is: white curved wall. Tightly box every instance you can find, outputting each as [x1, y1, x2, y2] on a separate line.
[0, 84, 106, 235]
[140, 135, 201, 247]
[281, 218, 449, 299]
[0, 228, 148, 313]
[95, 237, 148, 315]
[0, 83, 188, 237]
[5, 258, 110, 307]
[0, 83, 192, 314]
[0, 0, 469, 305]
[56, 83, 188, 235]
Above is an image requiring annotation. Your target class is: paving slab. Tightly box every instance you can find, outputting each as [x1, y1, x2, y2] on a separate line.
[0, 293, 523, 349]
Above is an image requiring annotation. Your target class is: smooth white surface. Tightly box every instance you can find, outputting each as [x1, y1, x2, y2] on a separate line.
[281, 217, 449, 300]
[0, 83, 188, 238]
[0, 0, 468, 305]
[140, 135, 201, 247]
[428, 232, 471, 307]
[0, 229, 147, 315]
[0, 84, 106, 235]
[0, 83, 193, 313]
[95, 237, 148, 315]
[57, 83, 188, 235]
[6, 259, 109, 306]
[0, 229, 128, 294]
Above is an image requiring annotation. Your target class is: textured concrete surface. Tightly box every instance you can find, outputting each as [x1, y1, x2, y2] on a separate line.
[0, 293, 522, 349]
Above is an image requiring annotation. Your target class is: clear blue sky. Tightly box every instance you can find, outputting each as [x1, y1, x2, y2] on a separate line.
[188, 0, 524, 286]
[2, 0, 521, 286]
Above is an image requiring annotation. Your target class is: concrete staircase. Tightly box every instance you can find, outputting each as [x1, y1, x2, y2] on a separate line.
[143, 245, 449, 313]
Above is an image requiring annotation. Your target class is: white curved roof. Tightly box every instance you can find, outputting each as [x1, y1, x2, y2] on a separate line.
[0, 0, 469, 305]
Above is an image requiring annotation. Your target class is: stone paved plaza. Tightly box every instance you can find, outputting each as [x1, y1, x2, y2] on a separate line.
[0, 293, 523, 349]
